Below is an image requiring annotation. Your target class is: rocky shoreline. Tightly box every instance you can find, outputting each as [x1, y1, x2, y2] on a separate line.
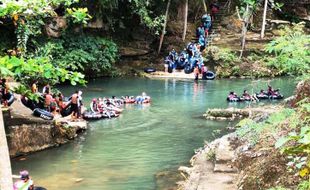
[3, 95, 88, 158]
[177, 104, 288, 190]
[178, 133, 239, 190]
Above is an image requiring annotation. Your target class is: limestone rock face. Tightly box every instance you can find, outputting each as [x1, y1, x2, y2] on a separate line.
[5, 117, 87, 157]
[3, 95, 87, 157]
[45, 16, 67, 38]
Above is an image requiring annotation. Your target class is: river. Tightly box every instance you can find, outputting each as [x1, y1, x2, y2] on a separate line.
[11, 77, 296, 190]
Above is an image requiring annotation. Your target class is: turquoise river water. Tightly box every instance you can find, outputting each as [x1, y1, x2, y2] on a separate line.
[12, 77, 296, 190]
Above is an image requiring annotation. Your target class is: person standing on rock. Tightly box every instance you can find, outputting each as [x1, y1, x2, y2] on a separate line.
[71, 90, 79, 119]
[31, 81, 38, 94]
[42, 83, 50, 94]
[44, 88, 53, 112]
[78, 90, 83, 117]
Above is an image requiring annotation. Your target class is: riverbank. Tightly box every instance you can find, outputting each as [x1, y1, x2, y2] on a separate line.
[3, 94, 88, 158]
[177, 79, 310, 189]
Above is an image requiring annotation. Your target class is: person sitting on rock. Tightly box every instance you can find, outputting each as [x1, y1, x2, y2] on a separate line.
[13, 170, 34, 190]
[1, 78, 10, 107]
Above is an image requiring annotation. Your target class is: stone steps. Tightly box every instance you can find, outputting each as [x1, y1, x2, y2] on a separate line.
[214, 163, 238, 173]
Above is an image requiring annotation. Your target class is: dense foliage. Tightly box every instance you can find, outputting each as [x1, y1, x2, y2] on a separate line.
[0, 55, 85, 85]
[0, 0, 120, 82]
[30, 35, 118, 77]
[265, 23, 310, 76]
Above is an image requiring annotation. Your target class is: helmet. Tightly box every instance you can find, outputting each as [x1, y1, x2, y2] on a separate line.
[20, 170, 29, 180]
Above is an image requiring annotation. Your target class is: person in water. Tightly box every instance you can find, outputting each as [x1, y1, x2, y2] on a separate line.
[228, 91, 237, 100]
[13, 170, 34, 190]
[259, 89, 266, 95]
[267, 85, 274, 96]
[194, 66, 200, 81]
[241, 90, 258, 101]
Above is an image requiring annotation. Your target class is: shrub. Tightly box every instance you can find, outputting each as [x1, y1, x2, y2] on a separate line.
[265, 23, 310, 76]
[29, 34, 119, 78]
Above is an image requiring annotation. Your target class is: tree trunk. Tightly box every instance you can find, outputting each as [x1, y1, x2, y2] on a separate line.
[240, 5, 250, 58]
[202, 0, 207, 13]
[157, 0, 171, 55]
[0, 110, 13, 190]
[260, 0, 268, 39]
[182, 0, 188, 41]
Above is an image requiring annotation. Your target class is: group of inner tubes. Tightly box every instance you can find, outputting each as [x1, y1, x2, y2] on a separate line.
[0, 78, 15, 107]
[21, 89, 82, 121]
[20, 82, 152, 121]
[84, 92, 151, 120]
[226, 85, 284, 102]
[161, 5, 218, 80]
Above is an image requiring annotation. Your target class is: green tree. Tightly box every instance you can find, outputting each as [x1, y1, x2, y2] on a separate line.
[265, 23, 310, 76]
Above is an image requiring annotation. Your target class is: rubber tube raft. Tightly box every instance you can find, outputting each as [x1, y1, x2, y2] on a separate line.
[144, 68, 156, 73]
[60, 102, 73, 117]
[184, 64, 193, 74]
[33, 108, 54, 120]
[226, 97, 242, 102]
[256, 93, 284, 100]
[83, 111, 119, 120]
[206, 71, 216, 80]
[21, 96, 45, 110]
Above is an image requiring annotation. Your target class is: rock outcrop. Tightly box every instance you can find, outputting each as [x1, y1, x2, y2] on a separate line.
[204, 106, 281, 121]
[3, 96, 88, 157]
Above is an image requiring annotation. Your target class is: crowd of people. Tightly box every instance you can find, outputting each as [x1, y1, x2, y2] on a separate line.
[163, 1, 220, 79]
[26, 81, 83, 120]
[87, 92, 151, 119]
